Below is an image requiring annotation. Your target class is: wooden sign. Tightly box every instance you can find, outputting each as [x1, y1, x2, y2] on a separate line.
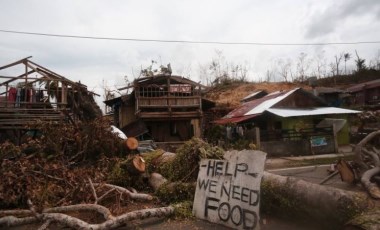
[193, 150, 266, 230]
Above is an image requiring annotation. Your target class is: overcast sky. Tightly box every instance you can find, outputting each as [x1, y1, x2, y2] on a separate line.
[0, 0, 379, 109]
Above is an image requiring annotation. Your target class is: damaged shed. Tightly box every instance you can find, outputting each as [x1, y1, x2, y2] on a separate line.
[104, 74, 215, 148]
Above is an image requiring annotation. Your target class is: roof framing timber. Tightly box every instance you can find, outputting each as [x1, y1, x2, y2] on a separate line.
[0, 57, 100, 96]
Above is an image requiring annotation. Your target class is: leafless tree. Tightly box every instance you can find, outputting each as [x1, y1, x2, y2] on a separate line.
[369, 49, 380, 70]
[265, 69, 274, 82]
[334, 53, 344, 76]
[198, 64, 210, 86]
[205, 50, 250, 85]
[277, 58, 292, 82]
[329, 62, 337, 77]
[314, 50, 327, 79]
[296, 52, 310, 82]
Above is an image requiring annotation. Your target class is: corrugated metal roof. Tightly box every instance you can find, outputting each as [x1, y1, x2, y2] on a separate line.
[215, 87, 361, 124]
[266, 107, 361, 117]
[245, 88, 299, 115]
[213, 114, 259, 125]
[240, 90, 268, 102]
[223, 90, 291, 118]
[315, 87, 344, 94]
[346, 79, 380, 93]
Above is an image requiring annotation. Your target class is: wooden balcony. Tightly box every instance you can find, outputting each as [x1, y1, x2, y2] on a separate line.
[137, 96, 201, 108]
[138, 110, 202, 119]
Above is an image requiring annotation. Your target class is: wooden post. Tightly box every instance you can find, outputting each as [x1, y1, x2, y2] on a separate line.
[24, 62, 28, 105]
[255, 127, 261, 149]
[5, 83, 8, 107]
[135, 85, 139, 116]
[167, 76, 171, 115]
[61, 83, 67, 109]
[333, 123, 339, 153]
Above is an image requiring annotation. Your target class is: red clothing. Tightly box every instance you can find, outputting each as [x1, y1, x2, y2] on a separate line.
[8, 87, 17, 102]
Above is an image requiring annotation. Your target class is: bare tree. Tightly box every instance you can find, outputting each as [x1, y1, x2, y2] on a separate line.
[209, 50, 229, 85]
[329, 62, 337, 77]
[277, 58, 292, 82]
[205, 50, 250, 85]
[369, 49, 380, 70]
[265, 69, 274, 82]
[296, 52, 310, 82]
[314, 50, 327, 79]
[198, 64, 210, 86]
[334, 53, 344, 76]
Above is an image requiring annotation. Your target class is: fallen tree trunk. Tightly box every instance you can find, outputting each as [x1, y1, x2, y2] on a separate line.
[361, 167, 380, 199]
[354, 130, 380, 199]
[148, 173, 196, 203]
[261, 172, 373, 229]
[149, 168, 375, 229]
[149, 172, 168, 191]
[345, 207, 380, 230]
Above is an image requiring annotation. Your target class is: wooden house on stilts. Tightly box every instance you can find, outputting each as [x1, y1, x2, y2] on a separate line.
[104, 74, 215, 150]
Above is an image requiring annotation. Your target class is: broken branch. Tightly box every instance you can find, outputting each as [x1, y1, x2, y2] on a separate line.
[93, 183, 153, 201]
[360, 167, 380, 199]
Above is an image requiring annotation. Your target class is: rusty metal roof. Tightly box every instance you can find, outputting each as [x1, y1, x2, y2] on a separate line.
[223, 89, 295, 119]
[346, 79, 380, 93]
[213, 114, 259, 125]
[214, 87, 361, 124]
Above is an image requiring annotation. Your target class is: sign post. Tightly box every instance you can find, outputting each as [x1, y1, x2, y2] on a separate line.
[193, 150, 267, 230]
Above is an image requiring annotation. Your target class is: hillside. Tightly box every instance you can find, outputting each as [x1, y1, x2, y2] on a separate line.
[204, 70, 380, 109]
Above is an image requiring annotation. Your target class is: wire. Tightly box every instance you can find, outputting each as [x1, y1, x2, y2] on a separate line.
[1, 29, 380, 46]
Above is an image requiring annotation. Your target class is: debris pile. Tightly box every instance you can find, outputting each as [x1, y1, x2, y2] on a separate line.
[0, 122, 226, 229]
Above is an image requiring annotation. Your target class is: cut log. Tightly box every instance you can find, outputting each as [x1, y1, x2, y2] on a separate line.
[121, 155, 146, 175]
[261, 171, 371, 229]
[153, 151, 176, 166]
[336, 159, 356, 183]
[125, 137, 138, 150]
[149, 172, 168, 191]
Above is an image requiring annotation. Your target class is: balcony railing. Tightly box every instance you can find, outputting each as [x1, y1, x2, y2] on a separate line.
[137, 96, 201, 108]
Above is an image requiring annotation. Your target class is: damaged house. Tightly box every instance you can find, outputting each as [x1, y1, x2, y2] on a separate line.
[104, 74, 215, 149]
[214, 88, 361, 156]
[0, 57, 101, 142]
[346, 79, 380, 109]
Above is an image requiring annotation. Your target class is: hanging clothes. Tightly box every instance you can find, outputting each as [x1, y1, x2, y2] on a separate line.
[15, 88, 21, 107]
[8, 87, 17, 103]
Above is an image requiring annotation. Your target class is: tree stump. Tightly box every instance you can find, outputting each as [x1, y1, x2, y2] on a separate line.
[125, 137, 139, 150]
[121, 155, 146, 175]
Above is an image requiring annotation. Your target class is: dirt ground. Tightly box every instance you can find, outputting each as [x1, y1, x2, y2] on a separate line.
[122, 216, 324, 230]
[6, 215, 324, 230]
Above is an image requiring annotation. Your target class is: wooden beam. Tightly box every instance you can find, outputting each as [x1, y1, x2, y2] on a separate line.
[0, 56, 32, 70]
[0, 69, 36, 86]
[138, 111, 201, 119]
[118, 84, 134, 91]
